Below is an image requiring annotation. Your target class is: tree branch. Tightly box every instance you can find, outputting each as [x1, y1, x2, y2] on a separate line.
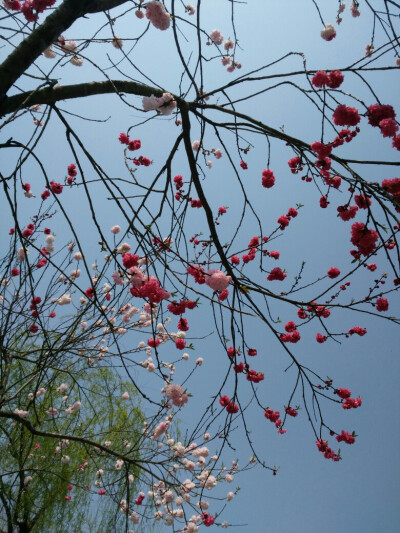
[0, 0, 130, 100]
[1, 80, 164, 117]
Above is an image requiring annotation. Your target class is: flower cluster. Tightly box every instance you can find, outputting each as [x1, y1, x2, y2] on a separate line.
[145, 1, 170, 30]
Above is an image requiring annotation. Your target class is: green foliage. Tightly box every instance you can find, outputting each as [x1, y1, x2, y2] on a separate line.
[0, 352, 145, 533]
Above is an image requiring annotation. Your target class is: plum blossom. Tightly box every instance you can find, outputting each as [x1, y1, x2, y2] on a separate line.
[70, 56, 83, 67]
[142, 92, 176, 114]
[17, 247, 28, 261]
[145, 1, 170, 31]
[209, 29, 224, 45]
[57, 293, 72, 305]
[205, 269, 231, 291]
[43, 47, 56, 58]
[112, 36, 123, 49]
[165, 383, 189, 406]
[321, 24, 336, 41]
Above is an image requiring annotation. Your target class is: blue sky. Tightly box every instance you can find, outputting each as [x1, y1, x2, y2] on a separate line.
[1, 1, 400, 531]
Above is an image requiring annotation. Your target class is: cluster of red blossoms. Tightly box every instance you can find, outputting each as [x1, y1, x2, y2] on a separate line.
[261, 168, 276, 188]
[118, 132, 142, 151]
[350, 222, 379, 256]
[375, 297, 389, 312]
[367, 104, 400, 150]
[130, 277, 170, 304]
[173, 174, 184, 190]
[287, 155, 302, 174]
[67, 163, 77, 185]
[118, 133, 150, 165]
[347, 326, 366, 336]
[277, 207, 298, 231]
[280, 320, 301, 343]
[337, 204, 358, 221]
[201, 512, 215, 527]
[167, 299, 196, 315]
[311, 70, 344, 89]
[336, 430, 356, 444]
[227, 347, 264, 382]
[382, 178, 400, 201]
[334, 387, 362, 410]
[332, 105, 361, 127]
[264, 408, 286, 434]
[219, 395, 239, 414]
[4, 0, 55, 23]
[267, 267, 286, 281]
[41, 181, 63, 200]
[132, 155, 151, 167]
[187, 265, 206, 284]
[315, 439, 340, 462]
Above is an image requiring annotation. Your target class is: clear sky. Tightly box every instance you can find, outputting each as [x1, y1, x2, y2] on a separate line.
[1, 1, 399, 532]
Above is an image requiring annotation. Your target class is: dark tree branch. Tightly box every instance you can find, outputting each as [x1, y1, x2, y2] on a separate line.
[0, 0, 130, 100]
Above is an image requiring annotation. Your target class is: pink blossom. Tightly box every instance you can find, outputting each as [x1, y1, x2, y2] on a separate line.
[321, 24, 336, 41]
[112, 36, 123, 49]
[145, 1, 170, 31]
[142, 94, 164, 112]
[209, 29, 224, 45]
[112, 271, 124, 285]
[205, 269, 231, 291]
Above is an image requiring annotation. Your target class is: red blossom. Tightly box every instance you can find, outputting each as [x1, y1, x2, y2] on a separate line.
[285, 406, 298, 417]
[267, 267, 286, 281]
[327, 267, 340, 279]
[367, 104, 396, 127]
[335, 388, 351, 399]
[50, 181, 63, 194]
[375, 297, 388, 312]
[350, 222, 379, 256]
[261, 168, 275, 188]
[175, 338, 186, 350]
[336, 430, 355, 444]
[332, 105, 361, 127]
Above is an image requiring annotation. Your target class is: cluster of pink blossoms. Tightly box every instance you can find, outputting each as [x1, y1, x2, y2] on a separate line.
[165, 384, 188, 407]
[142, 93, 176, 115]
[145, 1, 170, 30]
[320, 24, 336, 41]
[204, 269, 231, 292]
